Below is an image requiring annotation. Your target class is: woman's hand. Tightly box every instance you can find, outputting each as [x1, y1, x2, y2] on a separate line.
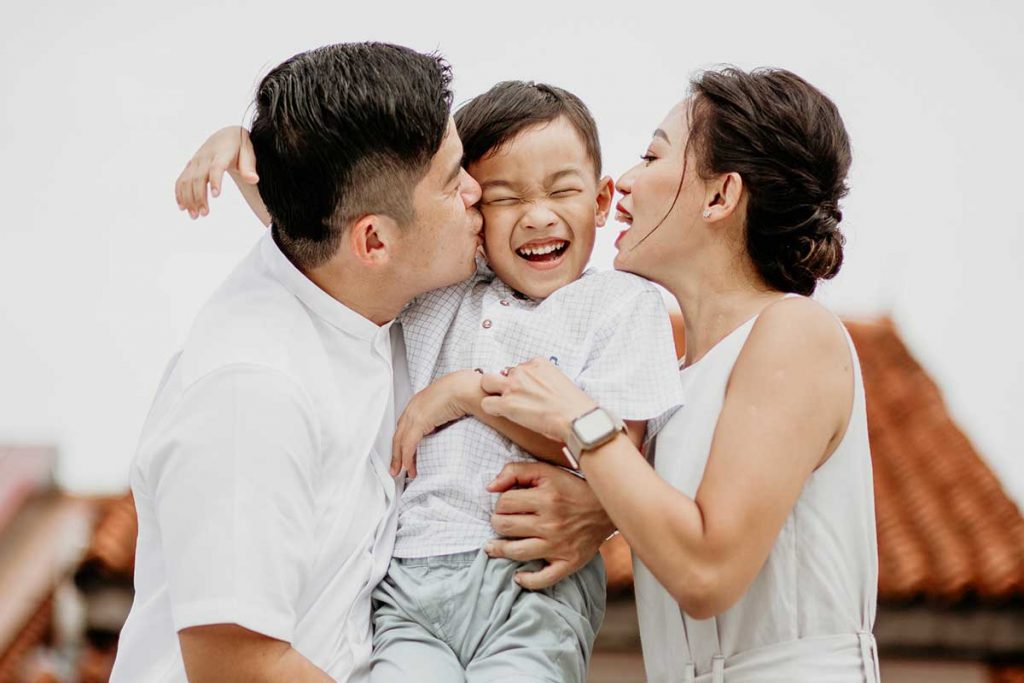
[390, 369, 484, 478]
[480, 358, 597, 443]
[175, 126, 260, 220]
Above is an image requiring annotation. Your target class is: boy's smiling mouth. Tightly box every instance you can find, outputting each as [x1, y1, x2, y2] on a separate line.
[515, 238, 570, 268]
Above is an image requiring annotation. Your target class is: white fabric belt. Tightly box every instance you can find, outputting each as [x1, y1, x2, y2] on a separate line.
[670, 631, 880, 683]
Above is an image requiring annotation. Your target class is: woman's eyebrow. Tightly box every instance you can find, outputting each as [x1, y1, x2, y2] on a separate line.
[653, 128, 670, 143]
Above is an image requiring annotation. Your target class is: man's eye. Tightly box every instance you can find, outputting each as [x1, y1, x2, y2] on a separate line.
[486, 197, 519, 206]
[550, 188, 581, 198]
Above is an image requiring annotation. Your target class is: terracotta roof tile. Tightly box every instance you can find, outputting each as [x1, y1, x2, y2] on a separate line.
[602, 315, 1024, 604]
[75, 495, 137, 586]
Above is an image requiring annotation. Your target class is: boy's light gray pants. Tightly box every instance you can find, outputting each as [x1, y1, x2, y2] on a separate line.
[370, 549, 606, 683]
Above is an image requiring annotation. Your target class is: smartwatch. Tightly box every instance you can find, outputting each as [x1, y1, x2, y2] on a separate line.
[561, 406, 626, 470]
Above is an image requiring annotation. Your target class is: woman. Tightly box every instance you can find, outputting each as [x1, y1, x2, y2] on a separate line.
[479, 67, 879, 682]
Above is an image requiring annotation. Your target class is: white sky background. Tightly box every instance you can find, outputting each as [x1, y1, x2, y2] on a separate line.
[1, 1, 1022, 504]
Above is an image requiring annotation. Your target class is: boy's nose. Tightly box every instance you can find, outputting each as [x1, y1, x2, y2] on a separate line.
[522, 202, 559, 230]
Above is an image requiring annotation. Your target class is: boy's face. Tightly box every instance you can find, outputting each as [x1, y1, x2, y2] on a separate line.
[468, 117, 613, 300]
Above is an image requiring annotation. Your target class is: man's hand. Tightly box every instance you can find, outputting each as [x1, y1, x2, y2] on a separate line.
[484, 461, 614, 590]
[175, 126, 260, 220]
[391, 369, 483, 478]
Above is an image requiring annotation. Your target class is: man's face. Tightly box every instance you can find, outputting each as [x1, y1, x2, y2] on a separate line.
[398, 119, 483, 295]
[469, 117, 611, 300]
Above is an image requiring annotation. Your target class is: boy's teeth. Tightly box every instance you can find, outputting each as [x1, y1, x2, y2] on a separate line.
[517, 240, 567, 256]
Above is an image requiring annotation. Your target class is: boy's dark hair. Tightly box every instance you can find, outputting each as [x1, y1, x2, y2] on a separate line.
[250, 42, 453, 268]
[687, 67, 852, 295]
[454, 81, 601, 177]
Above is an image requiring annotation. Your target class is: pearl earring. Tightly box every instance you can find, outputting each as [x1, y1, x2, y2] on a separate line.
[702, 209, 712, 218]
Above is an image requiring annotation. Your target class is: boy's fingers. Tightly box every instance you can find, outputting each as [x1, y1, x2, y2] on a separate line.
[515, 560, 570, 590]
[403, 448, 417, 479]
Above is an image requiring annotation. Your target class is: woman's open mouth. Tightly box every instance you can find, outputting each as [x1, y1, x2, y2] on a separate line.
[615, 202, 633, 225]
[515, 239, 570, 270]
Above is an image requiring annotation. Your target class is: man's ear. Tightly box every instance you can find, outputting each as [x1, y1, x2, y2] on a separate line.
[703, 171, 743, 223]
[594, 175, 615, 228]
[347, 214, 400, 266]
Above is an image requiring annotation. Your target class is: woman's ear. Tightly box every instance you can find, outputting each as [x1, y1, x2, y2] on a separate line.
[703, 172, 743, 222]
[594, 175, 615, 228]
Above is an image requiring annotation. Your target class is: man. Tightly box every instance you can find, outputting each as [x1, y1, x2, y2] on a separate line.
[115, 43, 611, 683]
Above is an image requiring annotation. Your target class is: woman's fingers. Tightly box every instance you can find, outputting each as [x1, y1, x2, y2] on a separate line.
[480, 372, 509, 396]
[209, 159, 227, 199]
[191, 159, 210, 217]
[237, 132, 260, 184]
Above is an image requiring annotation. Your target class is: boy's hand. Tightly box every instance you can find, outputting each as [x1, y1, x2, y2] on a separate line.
[390, 370, 484, 478]
[175, 126, 259, 219]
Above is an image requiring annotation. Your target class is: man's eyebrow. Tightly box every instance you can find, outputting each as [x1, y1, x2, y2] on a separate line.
[444, 158, 462, 187]
[654, 128, 670, 143]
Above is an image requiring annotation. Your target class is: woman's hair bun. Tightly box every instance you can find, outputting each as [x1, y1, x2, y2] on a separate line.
[689, 67, 852, 295]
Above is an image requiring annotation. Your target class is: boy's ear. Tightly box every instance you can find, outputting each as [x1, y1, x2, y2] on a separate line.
[594, 175, 615, 228]
[347, 213, 400, 266]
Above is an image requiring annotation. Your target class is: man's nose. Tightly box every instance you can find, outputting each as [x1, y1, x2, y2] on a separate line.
[462, 171, 482, 207]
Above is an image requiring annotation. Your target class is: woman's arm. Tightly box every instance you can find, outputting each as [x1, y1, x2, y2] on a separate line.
[391, 369, 644, 475]
[175, 126, 270, 226]
[481, 298, 853, 618]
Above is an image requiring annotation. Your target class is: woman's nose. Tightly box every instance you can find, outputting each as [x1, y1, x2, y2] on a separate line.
[615, 167, 636, 195]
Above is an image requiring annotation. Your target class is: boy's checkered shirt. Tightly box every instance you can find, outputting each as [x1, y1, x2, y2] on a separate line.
[393, 263, 683, 558]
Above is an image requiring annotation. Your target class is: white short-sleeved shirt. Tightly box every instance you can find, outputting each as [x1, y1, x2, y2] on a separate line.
[394, 266, 683, 558]
[111, 232, 409, 683]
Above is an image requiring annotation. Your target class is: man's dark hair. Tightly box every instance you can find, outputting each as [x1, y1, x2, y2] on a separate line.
[454, 81, 601, 177]
[249, 42, 453, 268]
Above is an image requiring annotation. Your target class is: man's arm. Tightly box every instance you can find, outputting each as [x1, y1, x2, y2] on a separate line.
[149, 366, 324, 675]
[179, 625, 332, 683]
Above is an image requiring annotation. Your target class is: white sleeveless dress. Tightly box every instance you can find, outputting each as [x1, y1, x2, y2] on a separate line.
[634, 299, 880, 682]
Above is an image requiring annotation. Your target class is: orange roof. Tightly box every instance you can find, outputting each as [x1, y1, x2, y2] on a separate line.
[604, 316, 1024, 603]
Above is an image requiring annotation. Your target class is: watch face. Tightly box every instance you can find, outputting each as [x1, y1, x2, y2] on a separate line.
[575, 409, 615, 445]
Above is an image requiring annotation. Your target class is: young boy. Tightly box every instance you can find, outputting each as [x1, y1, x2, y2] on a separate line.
[180, 81, 682, 682]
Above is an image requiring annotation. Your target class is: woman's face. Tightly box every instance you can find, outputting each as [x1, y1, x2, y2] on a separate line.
[612, 100, 707, 282]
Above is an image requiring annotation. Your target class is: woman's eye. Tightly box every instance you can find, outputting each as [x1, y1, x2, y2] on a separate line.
[640, 154, 657, 165]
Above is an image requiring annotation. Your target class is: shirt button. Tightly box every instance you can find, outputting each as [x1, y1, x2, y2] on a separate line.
[500, 299, 510, 306]
[482, 319, 493, 329]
